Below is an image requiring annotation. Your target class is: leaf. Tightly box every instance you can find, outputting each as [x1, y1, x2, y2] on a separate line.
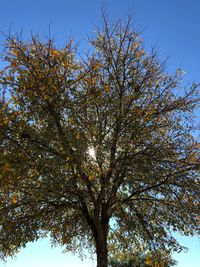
[134, 42, 141, 49]
[88, 175, 94, 181]
[105, 84, 110, 93]
[76, 132, 81, 139]
[93, 61, 101, 70]
[2, 118, 9, 125]
[190, 156, 197, 163]
[11, 194, 17, 204]
[2, 162, 10, 173]
[0, 16, 199, 266]
[51, 49, 60, 56]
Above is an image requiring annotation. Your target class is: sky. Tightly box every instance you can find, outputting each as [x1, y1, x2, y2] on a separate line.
[0, 0, 199, 266]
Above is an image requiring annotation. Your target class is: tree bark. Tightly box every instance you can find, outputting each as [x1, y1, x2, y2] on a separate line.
[80, 194, 109, 267]
[94, 202, 109, 267]
[95, 226, 108, 267]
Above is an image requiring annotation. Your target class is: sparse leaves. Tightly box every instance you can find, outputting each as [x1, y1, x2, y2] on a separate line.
[0, 16, 199, 267]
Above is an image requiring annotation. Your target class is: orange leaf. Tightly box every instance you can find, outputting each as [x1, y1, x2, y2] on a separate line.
[11, 194, 17, 204]
[105, 84, 110, 93]
[3, 162, 10, 173]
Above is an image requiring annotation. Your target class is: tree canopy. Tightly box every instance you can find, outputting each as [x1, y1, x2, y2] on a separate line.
[0, 16, 199, 267]
[109, 250, 177, 267]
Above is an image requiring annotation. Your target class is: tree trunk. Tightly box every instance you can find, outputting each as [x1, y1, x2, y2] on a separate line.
[95, 227, 108, 267]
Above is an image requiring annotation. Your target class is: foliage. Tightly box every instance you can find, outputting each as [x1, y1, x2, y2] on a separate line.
[109, 250, 177, 267]
[0, 15, 199, 267]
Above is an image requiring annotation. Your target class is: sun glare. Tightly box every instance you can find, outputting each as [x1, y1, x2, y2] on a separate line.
[88, 147, 96, 160]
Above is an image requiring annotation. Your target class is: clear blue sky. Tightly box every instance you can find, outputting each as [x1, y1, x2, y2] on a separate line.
[0, 0, 199, 266]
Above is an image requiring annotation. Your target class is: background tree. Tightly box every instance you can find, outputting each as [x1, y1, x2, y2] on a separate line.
[109, 250, 177, 267]
[0, 16, 199, 267]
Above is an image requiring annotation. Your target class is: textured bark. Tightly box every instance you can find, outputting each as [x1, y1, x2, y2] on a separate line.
[96, 228, 108, 267]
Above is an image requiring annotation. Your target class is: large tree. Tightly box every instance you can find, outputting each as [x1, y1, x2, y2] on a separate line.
[0, 16, 199, 267]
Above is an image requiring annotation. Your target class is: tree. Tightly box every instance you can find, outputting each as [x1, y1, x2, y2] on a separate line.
[0, 16, 199, 267]
[109, 250, 177, 267]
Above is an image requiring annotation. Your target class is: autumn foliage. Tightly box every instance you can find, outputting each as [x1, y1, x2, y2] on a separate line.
[0, 16, 199, 267]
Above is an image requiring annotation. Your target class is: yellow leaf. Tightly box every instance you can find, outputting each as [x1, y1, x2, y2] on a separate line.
[190, 156, 197, 163]
[135, 49, 145, 59]
[3, 162, 10, 173]
[95, 166, 101, 173]
[88, 175, 94, 181]
[105, 84, 110, 93]
[3, 118, 9, 125]
[11, 194, 17, 204]
[134, 42, 141, 49]
[93, 62, 101, 70]
[10, 48, 18, 56]
[43, 94, 48, 100]
[76, 132, 80, 139]
[64, 62, 71, 68]
[51, 49, 60, 56]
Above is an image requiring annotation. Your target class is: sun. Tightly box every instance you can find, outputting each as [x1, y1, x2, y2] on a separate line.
[88, 147, 96, 160]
